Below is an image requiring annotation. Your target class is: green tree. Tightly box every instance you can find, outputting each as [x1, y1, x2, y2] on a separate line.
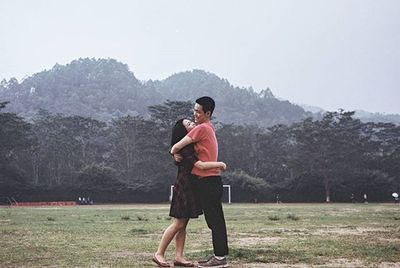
[217, 123, 264, 175]
[0, 101, 35, 193]
[108, 115, 170, 192]
[31, 110, 107, 187]
[148, 100, 194, 131]
[288, 111, 366, 202]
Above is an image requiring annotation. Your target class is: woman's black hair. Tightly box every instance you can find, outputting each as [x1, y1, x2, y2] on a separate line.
[171, 119, 188, 146]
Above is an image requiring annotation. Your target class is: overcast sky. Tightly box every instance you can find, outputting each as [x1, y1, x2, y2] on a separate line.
[1, 0, 399, 114]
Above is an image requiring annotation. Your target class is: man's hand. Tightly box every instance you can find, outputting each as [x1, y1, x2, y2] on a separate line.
[173, 153, 183, 162]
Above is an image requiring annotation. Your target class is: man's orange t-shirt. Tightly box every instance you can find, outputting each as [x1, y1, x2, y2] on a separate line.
[187, 122, 220, 177]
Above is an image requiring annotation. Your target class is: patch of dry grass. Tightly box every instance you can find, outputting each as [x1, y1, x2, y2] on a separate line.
[1, 203, 399, 267]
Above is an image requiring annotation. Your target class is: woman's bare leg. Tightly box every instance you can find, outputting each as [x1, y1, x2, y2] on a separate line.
[174, 219, 189, 262]
[155, 218, 188, 262]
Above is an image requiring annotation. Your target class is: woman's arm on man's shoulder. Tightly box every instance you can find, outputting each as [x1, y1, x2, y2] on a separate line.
[170, 135, 193, 155]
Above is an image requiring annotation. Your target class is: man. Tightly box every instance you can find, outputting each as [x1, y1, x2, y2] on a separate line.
[170, 96, 229, 268]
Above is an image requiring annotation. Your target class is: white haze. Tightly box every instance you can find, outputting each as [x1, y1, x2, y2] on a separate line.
[0, 0, 399, 114]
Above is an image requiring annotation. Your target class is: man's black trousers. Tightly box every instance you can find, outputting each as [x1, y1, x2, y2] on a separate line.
[197, 176, 229, 256]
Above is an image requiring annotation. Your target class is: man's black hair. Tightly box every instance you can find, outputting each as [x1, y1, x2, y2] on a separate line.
[195, 96, 215, 116]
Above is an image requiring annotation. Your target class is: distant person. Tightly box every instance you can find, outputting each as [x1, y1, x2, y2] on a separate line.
[350, 193, 355, 203]
[363, 193, 368, 204]
[171, 96, 229, 268]
[276, 193, 281, 204]
[153, 119, 226, 267]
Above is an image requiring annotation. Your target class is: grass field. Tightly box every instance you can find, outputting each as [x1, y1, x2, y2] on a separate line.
[1, 203, 400, 267]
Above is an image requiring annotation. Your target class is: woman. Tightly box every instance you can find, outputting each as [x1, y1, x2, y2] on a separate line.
[153, 119, 226, 267]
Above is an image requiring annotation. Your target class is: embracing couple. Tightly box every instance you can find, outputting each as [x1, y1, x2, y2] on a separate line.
[153, 97, 229, 268]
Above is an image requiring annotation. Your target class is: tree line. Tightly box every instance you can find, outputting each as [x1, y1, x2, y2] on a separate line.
[1, 100, 399, 203]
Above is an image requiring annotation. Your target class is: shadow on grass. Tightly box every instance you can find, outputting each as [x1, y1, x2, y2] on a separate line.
[187, 247, 312, 264]
[129, 228, 150, 235]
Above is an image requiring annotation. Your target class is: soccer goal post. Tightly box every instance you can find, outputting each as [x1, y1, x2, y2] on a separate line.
[170, 184, 232, 204]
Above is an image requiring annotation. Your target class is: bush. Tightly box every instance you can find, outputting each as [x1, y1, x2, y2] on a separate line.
[287, 213, 300, 221]
[223, 170, 270, 202]
[268, 215, 280, 221]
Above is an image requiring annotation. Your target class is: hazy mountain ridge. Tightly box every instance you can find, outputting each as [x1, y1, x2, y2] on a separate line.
[353, 110, 400, 124]
[0, 58, 160, 121]
[300, 104, 400, 124]
[148, 69, 308, 126]
[3, 57, 396, 126]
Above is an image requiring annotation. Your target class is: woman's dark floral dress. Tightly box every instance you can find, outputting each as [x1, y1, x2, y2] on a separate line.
[169, 144, 202, 218]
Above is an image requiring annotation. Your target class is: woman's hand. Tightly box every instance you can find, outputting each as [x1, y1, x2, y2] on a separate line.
[219, 162, 227, 171]
[169, 147, 182, 162]
[173, 153, 183, 162]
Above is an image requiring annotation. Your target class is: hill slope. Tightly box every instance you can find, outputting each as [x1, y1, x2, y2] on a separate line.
[1, 58, 313, 126]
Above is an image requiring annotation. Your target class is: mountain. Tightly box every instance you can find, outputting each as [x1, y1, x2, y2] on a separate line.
[353, 110, 400, 124]
[298, 104, 325, 114]
[2, 58, 398, 126]
[0, 58, 311, 126]
[300, 104, 400, 125]
[0, 58, 161, 121]
[148, 69, 311, 126]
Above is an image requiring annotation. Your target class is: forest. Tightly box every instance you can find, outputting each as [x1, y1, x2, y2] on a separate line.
[0, 58, 399, 203]
[1, 100, 399, 203]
